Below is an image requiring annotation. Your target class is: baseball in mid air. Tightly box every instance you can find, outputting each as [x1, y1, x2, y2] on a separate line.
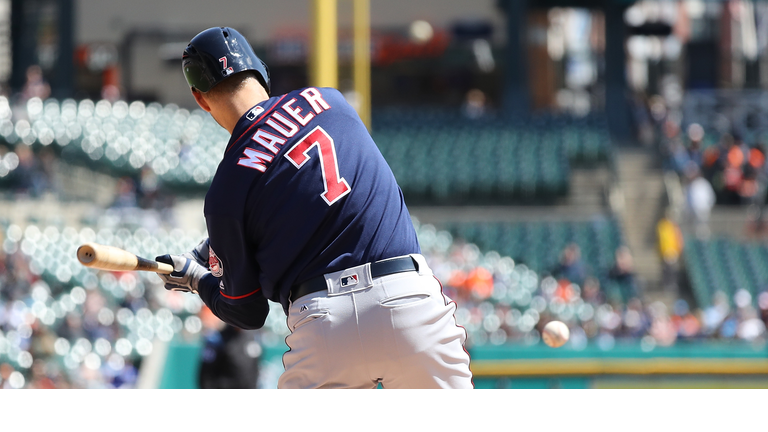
[542, 321, 570, 348]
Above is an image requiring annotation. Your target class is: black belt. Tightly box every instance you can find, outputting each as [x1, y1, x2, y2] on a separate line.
[290, 256, 418, 303]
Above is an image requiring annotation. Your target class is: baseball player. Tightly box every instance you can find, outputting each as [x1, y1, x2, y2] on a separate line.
[156, 27, 473, 389]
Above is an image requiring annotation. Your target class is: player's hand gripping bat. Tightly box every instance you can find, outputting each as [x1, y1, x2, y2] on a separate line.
[76, 243, 174, 274]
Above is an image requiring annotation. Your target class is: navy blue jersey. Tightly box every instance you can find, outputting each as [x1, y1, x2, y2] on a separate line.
[203, 87, 420, 314]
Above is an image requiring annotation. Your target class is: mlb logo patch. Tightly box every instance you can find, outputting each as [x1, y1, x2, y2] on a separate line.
[246, 106, 264, 121]
[340, 274, 359, 287]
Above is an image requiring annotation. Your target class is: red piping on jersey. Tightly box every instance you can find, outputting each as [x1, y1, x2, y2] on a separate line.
[227, 95, 288, 153]
[220, 287, 262, 300]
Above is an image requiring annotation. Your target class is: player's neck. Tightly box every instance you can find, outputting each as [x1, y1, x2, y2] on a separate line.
[215, 86, 270, 134]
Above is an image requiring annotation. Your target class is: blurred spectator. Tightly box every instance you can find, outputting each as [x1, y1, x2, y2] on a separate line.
[630, 93, 654, 147]
[12, 144, 48, 197]
[596, 303, 622, 335]
[671, 299, 701, 340]
[746, 146, 768, 237]
[719, 311, 739, 339]
[608, 246, 639, 298]
[701, 291, 730, 336]
[667, 138, 691, 173]
[740, 144, 767, 215]
[736, 307, 766, 341]
[111, 177, 139, 209]
[101, 84, 122, 103]
[647, 301, 677, 346]
[656, 211, 684, 294]
[720, 133, 750, 204]
[447, 268, 470, 302]
[19, 65, 51, 103]
[28, 360, 59, 389]
[648, 95, 667, 124]
[36, 147, 58, 196]
[198, 308, 260, 389]
[684, 163, 715, 239]
[554, 243, 587, 286]
[700, 133, 730, 182]
[739, 148, 762, 204]
[109, 359, 139, 389]
[621, 297, 650, 339]
[581, 276, 605, 306]
[686, 124, 705, 168]
[0, 363, 16, 388]
[138, 167, 160, 209]
[759, 292, 768, 328]
[461, 89, 487, 119]
[56, 313, 87, 340]
[29, 325, 57, 359]
[465, 266, 494, 299]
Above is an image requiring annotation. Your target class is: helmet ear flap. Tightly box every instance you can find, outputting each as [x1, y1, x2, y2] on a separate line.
[259, 60, 271, 95]
[182, 58, 213, 93]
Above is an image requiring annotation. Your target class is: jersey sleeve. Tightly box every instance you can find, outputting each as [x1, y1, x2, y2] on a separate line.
[206, 214, 265, 305]
[197, 274, 269, 330]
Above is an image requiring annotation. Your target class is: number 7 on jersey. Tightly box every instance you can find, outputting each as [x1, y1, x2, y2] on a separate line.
[284, 126, 351, 205]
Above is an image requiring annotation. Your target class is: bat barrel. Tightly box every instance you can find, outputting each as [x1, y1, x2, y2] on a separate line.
[76, 243, 174, 274]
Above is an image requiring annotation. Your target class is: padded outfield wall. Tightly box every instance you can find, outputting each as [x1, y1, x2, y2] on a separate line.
[157, 340, 768, 389]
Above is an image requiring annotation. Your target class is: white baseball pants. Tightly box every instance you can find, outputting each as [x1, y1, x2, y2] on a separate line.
[278, 254, 473, 389]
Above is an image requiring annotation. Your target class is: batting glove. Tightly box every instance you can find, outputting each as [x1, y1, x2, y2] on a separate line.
[155, 254, 210, 294]
[182, 238, 210, 268]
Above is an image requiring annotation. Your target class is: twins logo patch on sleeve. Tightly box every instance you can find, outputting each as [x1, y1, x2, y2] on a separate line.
[209, 248, 224, 278]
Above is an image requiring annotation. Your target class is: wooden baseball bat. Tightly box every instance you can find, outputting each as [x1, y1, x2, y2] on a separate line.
[76, 242, 174, 274]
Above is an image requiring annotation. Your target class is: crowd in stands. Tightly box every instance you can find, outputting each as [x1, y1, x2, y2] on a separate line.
[2, 215, 767, 388]
[0, 245, 142, 389]
[416, 219, 768, 350]
[0, 214, 233, 389]
[645, 90, 768, 238]
[665, 123, 767, 208]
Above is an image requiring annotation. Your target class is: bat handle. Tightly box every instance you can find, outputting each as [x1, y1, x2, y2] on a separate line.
[138, 257, 174, 274]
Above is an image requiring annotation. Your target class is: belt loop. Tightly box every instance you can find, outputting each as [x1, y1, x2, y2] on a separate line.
[409, 254, 431, 277]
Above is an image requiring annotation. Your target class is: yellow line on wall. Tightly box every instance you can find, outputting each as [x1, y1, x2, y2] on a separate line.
[470, 358, 768, 377]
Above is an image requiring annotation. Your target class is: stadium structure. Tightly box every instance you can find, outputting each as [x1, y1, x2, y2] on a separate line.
[1, 0, 768, 389]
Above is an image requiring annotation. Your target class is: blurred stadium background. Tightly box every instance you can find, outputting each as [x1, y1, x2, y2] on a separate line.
[2, 0, 768, 389]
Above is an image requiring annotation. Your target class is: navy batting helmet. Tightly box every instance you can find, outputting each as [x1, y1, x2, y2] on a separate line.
[182, 27, 271, 94]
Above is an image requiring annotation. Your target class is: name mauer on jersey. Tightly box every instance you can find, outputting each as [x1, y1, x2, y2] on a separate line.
[237, 88, 332, 173]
